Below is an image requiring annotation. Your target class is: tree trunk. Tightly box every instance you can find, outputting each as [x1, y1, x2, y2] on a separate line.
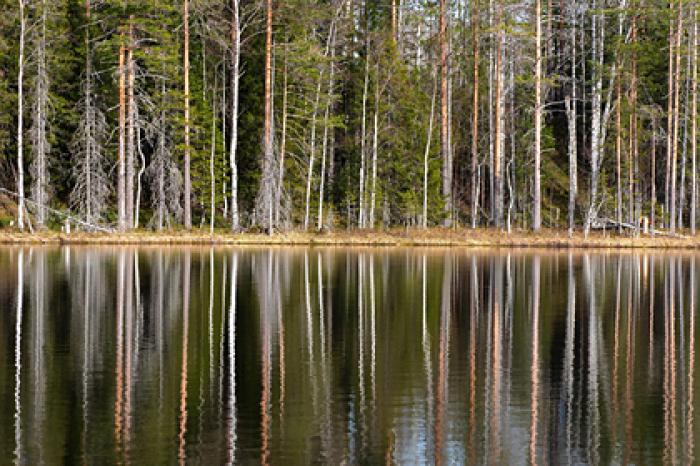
[127, 18, 135, 229]
[424, 74, 437, 229]
[157, 81, 166, 231]
[693, 7, 698, 235]
[439, 0, 451, 226]
[679, 48, 691, 230]
[210, 73, 218, 235]
[533, 0, 542, 230]
[183, 0, 192, 229]
[652, 116, 657, 235]
[277, 38, 288, 229]
[230, 0, 240, 231]
[304, 74, 323, 231]
[391, 0, 397, 43]
[263, 0, 273, 234]
[318, 28, 336, 231]
[566, 95, 577, 238]
[31, 0, 49, 227]
[567, 2, 577, 238]
[493, 0, 504, 228]
[118, 39, 126, 231]
[222, 66, 227, 220]
[584, 0, 604, 237]
[135, 126, 146, 229]
[666, 11, 675, 230]
[616, 78, 622, 233]
[630, 12, 638, 234]
[470, 0, 480, 229]
[671, 0, 683, 233]
[369, 61, 379, 229]
[16, 0, 25, 230]
[359, 35, 369, 228]
[86, 22, 92, 223]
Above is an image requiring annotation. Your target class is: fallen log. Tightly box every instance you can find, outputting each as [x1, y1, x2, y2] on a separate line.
[0, 187, 115, 233]
[591, 217, 685, 238]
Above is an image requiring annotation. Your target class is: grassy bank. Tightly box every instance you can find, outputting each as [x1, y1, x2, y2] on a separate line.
[2, 227, 700, 248]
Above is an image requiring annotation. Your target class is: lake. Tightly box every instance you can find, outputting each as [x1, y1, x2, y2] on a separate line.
[0, 246, 696, 464]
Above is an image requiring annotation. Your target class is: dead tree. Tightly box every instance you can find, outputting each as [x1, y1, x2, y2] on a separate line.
[70, 0, 109, 225]
[30, 0, 51, 227]
[533, 0, 542, 230]
[16, 0, 26, 230]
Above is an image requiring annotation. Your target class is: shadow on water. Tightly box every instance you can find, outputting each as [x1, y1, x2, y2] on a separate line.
[0, 247, 697, 464]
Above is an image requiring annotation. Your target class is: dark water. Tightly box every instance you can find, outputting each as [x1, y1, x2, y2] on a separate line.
[0, 247, 697, 464]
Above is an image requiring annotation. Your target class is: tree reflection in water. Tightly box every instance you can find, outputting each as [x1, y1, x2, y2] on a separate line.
[0, 247, 698, 464]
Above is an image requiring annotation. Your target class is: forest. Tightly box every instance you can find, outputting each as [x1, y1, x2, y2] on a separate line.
[0, 0, 695, 236]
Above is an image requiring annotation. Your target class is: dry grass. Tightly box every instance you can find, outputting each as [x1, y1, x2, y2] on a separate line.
[1, 227, 700, 249]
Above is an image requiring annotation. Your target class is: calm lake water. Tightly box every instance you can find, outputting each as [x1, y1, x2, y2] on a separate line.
[0, 246, 697, 464]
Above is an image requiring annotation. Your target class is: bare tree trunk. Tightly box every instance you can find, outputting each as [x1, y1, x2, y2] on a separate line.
[533, 0, 542, 230]
[263, 0, 273, 234]
[183, 0, 192, 229]
[304, 75, 323, 231]
[16, 0, 26, 230]
[666, 11, 675, 229]
[566, 95, 577, 238]
[630, 12, 638, 234]
[391, 0, 397, 43]
[359, 36, 369, 228]
[369, 61, 379, 229]
[118, 40, 127, 231]
[222, 66, 227, 220]
[70, 0, 107, 226]
[135, 125, 145, 228]
[210, 73, 218, 235]
[567, 2, 577, 238]
[318, 29, 336, 231]
[127, 18, 135, 229]
[31, 0, 50, 228]
[616, 78, 622, 233]
[470, 0, 480, 229]
[439, 0, 451, 226]
[493, 0, 504, 228]
[424, 74, 437, 229]
[693, 7, 698, 235]
[230, 0, 240, 231]
[507, 48, 516, 232]
[277, 39, 288, 228]
[488, 0, 494, 222]
[157, 82, 166, 231]
[85, 1, 93, 222]
[679, 50, 691, 230]
[652, 116, 657, 235]
[584, 0, 604, 236]
[671, 0, 683, 233]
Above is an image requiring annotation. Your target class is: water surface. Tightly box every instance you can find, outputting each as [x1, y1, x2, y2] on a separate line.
[0, 247, 696, 464]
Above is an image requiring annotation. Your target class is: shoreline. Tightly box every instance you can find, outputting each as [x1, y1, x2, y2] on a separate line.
[2, 228, 700, 249]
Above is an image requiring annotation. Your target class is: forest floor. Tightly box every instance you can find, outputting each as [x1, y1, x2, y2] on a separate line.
[2, 227, 700, 248]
